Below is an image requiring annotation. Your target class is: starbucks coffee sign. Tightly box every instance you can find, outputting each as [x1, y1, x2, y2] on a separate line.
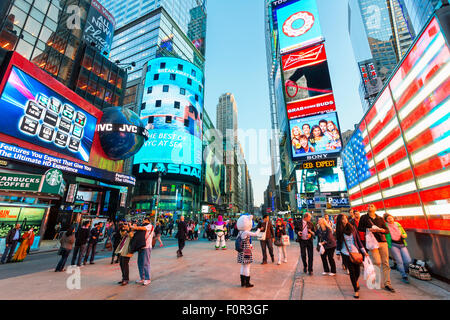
[0, 169, 65, 196]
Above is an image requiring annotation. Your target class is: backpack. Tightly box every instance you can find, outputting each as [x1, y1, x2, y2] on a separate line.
[235, 233, 243, 253]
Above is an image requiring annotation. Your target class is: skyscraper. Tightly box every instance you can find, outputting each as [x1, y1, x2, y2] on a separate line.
[103, 0, 207, 220]
[356, 0, 415, 81]
[104, 1, 206, 112]
[401, 0, 440, 35]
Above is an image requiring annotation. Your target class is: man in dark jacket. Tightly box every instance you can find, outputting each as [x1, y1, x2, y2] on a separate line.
[1, 224, 21, 264]
[176, 216, 188, 258]
[358, 203, 395, 292]
[83, 222, 103, 265]
[296, 213, 315, 275]
[71, 221, 91, 266]
[257, 215, 275, 264]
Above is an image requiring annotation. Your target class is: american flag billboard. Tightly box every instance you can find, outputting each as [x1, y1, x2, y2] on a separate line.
[343, 16, 450, 231]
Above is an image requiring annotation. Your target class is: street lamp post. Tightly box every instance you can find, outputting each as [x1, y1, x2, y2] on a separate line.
[154, 171, 162, 225]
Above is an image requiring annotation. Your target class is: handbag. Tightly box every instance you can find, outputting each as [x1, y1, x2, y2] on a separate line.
[343, 234, 363, 265]
[282, 235, 290, 246]
[257, 221, 268, 241]
[274, 237, 282, 246]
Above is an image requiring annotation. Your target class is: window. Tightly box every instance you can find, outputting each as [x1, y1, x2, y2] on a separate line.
[163, 85, 169, 92]
[187, 78, 192, 85]
[195, 94, 198, 102]
[191, 69, 196, 77]
[170, 73, 176, 81]
[141, 102, 146, 110]
[154, 74, 159, 80]
[178, 64, 183, 71]
[160, 62, 166, 68]
[174, 101, 180, 109]
[180, 88, 186, 95]
[148, 116, 154, 124]
[155, 100, 162, 107]
[165, 116, 172, 123]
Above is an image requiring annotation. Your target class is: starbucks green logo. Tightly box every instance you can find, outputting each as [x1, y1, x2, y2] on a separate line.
[45, 169, 63, 186]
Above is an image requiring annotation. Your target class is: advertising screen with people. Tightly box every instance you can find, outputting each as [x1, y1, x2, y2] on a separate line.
[289, 112, 342, 160]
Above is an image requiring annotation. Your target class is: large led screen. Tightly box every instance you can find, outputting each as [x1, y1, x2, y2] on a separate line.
[204, 147, 222, 205]
[133, 57, 204, 182]
[0, 66, 97, 162]
[275, 0, 324, 54]
[289, 112, 342, 160]
[283, 43, 335, 119]
[342, 16, 450, 231]
[296, 166, 347, 193]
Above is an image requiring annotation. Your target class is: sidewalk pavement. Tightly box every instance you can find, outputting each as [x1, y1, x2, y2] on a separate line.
[0, 239, 448, 300]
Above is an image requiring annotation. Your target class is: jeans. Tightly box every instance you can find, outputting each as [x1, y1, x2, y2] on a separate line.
[370, 242, 391, 287]
[119, 256, 131, 281]
[137, 247, 152, 281]
[276, 245, 287, 262]
[299, 239, 314, 272]
[84, 243, 97, 263]
[342, 254, 361, 292]
[71, 244, 87, 266]
[320, 247, 336, 273]
[56, 248, 71, 271]
[390, 242, 411, 278]
[1, 240, 18, 263]
[260, 239, 274, 262]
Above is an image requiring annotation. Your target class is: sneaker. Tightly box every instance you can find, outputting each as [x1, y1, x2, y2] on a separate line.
[309, 271, 313, 276]
[277, 261, 281, 265]
[329, 273, 336, 276]
[143, 280, 151, 286]
[384, 285, 396, 293]
[283, 259, 287, 263]
[135, 280, 144, 284]
[322, 272, 328, 275]
[402, 277, 410, 284]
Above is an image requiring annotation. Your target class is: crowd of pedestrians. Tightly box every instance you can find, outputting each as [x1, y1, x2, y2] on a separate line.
[0, 205, 414, 297]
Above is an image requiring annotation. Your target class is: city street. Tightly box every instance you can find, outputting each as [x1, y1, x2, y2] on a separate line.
[0, 237, 448, 300]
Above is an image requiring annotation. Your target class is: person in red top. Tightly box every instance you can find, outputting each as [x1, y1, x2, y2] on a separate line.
[350, 210, 365, 247]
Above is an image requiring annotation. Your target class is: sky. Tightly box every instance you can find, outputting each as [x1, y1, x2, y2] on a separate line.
[204, 0, 365, 207]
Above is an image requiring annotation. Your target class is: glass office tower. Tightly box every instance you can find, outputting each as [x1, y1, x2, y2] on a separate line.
[102, 0, 207, 220]
[401, 0, 441, 35]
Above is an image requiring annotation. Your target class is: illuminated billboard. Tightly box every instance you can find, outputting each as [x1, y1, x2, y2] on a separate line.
[82, 0, 116, 56]
[0, 66, 97, 162]
[289, 112, 342, 161]
[274, 0, 324, 54]
[296, 165, 347, 193]
[133, 57, 204, 182]
[0, 52, 133, 185]
[282, 43, 336, 119]
[342, 16, 450, 231]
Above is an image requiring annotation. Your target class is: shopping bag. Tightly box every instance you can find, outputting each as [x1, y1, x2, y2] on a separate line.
[363, 256, 376, 280]
[319, 243, 325, 255]
[365, 229, 379, 250]
[282, 235, 290, 246]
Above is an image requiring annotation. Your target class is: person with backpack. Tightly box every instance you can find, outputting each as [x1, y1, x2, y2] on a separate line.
[71, 221, 91, 266]
[236, 215, 261, 288]
[131, 216, 154, 286]
[274, 218, 288, 265]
